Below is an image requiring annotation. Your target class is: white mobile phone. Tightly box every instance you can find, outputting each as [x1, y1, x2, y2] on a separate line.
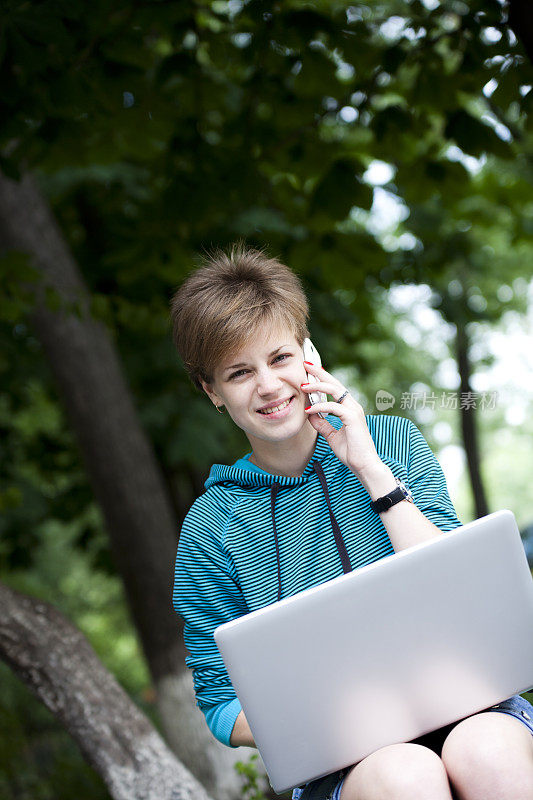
[302, 338, 327, 420]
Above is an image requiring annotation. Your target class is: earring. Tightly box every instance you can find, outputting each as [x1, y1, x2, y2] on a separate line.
[216, 405, 225, 414]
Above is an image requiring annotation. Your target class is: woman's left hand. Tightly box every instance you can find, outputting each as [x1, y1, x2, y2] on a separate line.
[302, 361, 383, 478]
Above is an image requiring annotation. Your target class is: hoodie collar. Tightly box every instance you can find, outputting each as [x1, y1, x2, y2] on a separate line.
[204, 414, 343, 490]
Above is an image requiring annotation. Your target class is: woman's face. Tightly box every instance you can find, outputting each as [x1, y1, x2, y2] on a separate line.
[202, 324, 310, 445]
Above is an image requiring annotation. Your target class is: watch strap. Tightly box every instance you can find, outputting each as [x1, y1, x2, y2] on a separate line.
[370, 477, 413, 514]
[370, 486, 406, 513]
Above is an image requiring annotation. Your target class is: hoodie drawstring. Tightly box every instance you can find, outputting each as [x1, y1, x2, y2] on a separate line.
[313, 461, 353, 574]
[270, 483, 284, 602]
[270, 461, 353, 602]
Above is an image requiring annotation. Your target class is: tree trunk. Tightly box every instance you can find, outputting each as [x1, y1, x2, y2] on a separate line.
[0, 168, 182, 684]
[0, 580, 213, 800]
[455, 321, 489, 519]
[0, 169, 258, 799]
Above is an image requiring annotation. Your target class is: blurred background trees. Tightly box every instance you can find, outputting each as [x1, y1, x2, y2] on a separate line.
[1, 1, 532, 798]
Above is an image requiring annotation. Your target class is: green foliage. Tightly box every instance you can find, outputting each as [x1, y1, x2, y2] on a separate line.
[0, 251, 41, 323]
[234, 753, 286, 800]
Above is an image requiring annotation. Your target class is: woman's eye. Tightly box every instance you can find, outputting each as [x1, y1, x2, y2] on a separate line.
[229, 354, 290, 379]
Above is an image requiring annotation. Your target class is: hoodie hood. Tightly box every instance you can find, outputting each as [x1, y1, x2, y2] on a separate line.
[204, 415, 353, 602]
[204, 413, 343, 490]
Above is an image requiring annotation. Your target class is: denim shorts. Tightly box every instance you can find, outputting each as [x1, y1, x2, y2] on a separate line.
[291, 693, 533, 800]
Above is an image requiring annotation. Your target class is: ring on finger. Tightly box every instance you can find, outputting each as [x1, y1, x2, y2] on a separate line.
[336, 389, 350, 404]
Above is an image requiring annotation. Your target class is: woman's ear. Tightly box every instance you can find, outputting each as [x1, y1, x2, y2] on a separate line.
[200, 379, 222, 408]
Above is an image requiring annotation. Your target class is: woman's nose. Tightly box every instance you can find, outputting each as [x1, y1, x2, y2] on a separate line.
[256, 367, 283, 393]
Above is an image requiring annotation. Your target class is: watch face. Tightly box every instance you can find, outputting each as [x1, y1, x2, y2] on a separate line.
[396, 479, 414, 502]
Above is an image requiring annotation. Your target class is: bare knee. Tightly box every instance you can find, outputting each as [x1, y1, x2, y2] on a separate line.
[340, 742, 451, 800]
[441, 713, 533, 799]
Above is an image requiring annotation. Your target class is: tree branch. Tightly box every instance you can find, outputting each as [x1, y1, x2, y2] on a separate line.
[0, 580, 214, 800]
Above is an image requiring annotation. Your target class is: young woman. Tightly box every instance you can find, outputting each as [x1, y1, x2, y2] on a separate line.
[170, 243, 533, 800]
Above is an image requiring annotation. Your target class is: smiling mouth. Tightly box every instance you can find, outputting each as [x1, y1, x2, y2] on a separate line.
[257, 396, 295, 415]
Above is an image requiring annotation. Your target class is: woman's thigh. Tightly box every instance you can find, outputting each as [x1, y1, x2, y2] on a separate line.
[440, 694, 533, 769]
[338, 742, 451, 800]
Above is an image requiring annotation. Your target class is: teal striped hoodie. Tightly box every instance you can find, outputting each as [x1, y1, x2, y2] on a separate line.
[172, 414, 462, 747]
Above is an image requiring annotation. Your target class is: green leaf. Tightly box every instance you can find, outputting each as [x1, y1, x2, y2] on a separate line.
[310, 159, 373, 220]
[444, 110, 513, 159]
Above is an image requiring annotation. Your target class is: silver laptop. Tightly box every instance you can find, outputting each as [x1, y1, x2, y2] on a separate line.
[214, 510, 533, 794]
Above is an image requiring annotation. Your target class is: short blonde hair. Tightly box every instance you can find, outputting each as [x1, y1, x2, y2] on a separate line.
[170, 241, 310, 391]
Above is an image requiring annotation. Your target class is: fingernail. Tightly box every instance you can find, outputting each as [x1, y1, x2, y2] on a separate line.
[301, 383, 309, 386]
[304, 361, 313, 365]
[305, 406, 311, 410]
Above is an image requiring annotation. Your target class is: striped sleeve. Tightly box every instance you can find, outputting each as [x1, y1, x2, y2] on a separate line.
[406, 419, 462, 531]
[172, 497, 248, 747]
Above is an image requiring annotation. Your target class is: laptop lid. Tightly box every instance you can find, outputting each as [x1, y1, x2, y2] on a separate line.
[214, 510, 533, 794]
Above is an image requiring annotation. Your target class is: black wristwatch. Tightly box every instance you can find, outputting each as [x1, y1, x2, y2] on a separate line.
[370, 477, 414, 514]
